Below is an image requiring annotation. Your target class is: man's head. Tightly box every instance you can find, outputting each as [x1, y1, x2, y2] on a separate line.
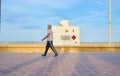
[48, 24, 52, 30]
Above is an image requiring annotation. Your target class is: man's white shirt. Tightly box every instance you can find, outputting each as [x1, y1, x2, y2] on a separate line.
[47, 29, 53, 41]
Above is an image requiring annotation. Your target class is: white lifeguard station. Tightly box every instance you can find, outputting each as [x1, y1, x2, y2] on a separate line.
[52, 20, 80, 46]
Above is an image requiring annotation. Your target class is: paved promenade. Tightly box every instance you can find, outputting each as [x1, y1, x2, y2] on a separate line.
[0, 53, 120, 76]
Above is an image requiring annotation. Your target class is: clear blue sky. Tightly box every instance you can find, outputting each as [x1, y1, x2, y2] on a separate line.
[1, 0, 120, 42]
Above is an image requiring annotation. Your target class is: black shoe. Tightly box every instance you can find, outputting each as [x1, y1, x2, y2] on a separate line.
[41, 54, 46, 56]
[53, 54, 58, 57]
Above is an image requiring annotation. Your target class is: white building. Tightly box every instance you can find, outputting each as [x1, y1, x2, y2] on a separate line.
[52, 20, 80, 46]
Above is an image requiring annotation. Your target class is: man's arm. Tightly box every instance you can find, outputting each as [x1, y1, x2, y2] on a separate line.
[42, 33, 50, 41]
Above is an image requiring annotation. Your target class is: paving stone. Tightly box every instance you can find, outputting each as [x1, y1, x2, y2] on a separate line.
[0, 53, 120, 76]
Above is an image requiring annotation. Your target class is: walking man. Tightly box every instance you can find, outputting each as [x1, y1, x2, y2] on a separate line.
[41, 24, 58, 57]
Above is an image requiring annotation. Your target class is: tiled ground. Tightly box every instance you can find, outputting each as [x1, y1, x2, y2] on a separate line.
[0, 53, 120, 76]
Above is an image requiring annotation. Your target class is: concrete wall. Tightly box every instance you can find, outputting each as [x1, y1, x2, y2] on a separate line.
[0, 43, 120, 53]
[52, 20, 80, 46]
[52, 26, 80, 46]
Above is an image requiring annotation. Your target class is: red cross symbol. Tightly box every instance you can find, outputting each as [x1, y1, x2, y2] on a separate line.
[71, 35, 76, 40]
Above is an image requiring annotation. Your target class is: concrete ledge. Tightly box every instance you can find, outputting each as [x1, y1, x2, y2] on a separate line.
[0, 43, 120, 52]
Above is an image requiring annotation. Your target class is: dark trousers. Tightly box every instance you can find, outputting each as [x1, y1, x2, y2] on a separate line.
[44, 41, 58, 55]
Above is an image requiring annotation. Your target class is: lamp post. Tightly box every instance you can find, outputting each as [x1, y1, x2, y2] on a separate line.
[108, 0, 112, 45]
[0, 0, 1, 36]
